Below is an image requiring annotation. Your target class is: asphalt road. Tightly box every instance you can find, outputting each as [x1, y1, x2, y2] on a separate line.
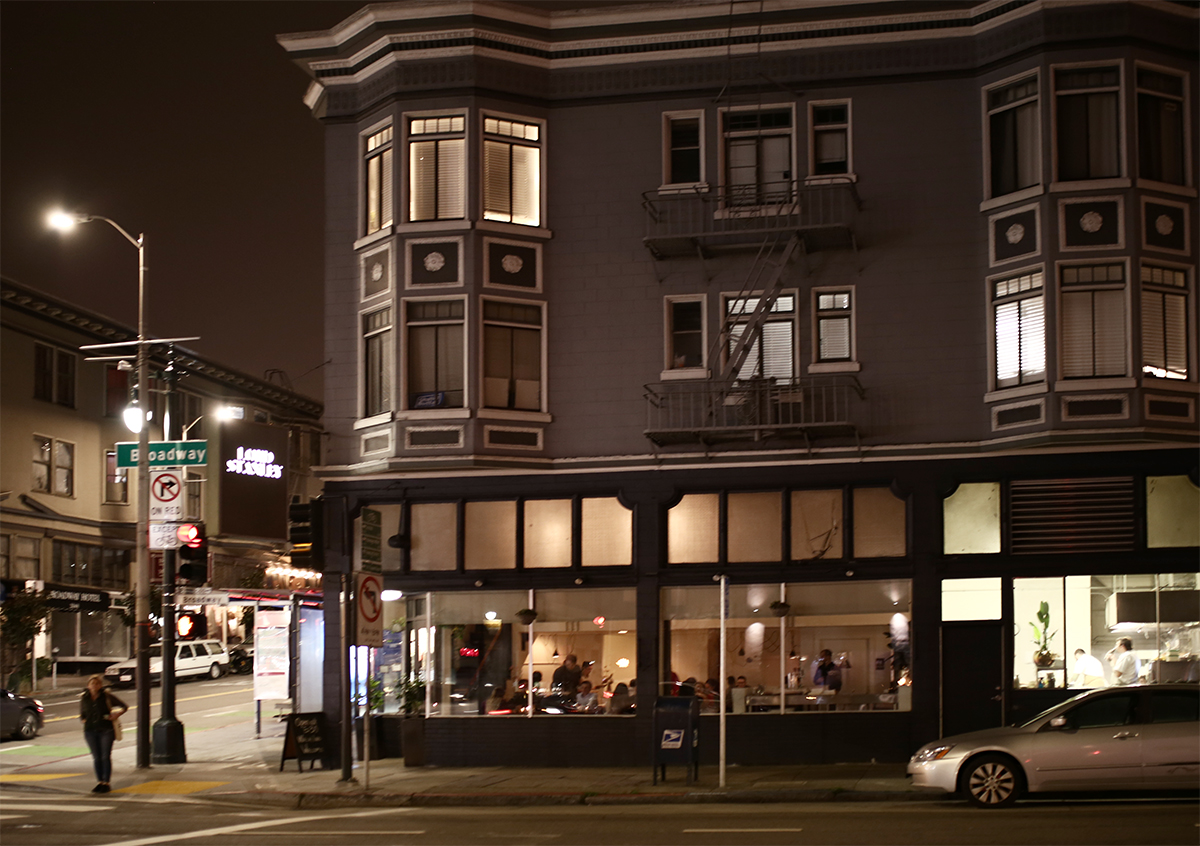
[1, 796, 1197, 846]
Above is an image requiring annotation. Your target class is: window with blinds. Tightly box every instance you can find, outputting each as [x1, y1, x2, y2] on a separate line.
[482, 299, 543, 411]
[483, 116, 541, 227]
[993, 270, 1045, 388]
[815, 289, 853, 362]
[1141, 263, 1189, 380]
[1060, 263, 1127, 379]
[724, 294, 796, 380]
[408, 115, 465, 222]
[723, 107, 793, 206]
[364, 125, 393, 234]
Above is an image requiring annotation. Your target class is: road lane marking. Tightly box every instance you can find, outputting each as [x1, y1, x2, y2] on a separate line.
[100, 806, 416, 846]
[0, 802, 114, 811]
[684, 829, 804, 833]
[45, 688, 249, 723]
[249, 832, 426, 836]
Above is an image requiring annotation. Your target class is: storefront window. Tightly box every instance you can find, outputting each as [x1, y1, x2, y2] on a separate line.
[379, 588, 638, 716]
[1013, 573, 1199, 690]
[852, 487, 906, 557]
[943, 483, 1001, 554]
[662, 580, 912, 714]
[1146, 476, 1200, 548]
[668, 494, 718, 563]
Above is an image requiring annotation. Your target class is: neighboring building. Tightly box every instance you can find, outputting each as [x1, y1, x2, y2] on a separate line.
[1, 277, 323, 674]
[280, 0, 1198, 766]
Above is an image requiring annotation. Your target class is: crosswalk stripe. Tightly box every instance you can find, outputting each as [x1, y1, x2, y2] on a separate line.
[0, 802, 115, 811]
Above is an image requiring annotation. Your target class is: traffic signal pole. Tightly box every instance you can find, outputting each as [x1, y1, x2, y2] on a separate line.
[152, 352, 186, 763]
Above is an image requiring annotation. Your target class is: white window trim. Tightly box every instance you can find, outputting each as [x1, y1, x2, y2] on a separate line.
[1050, 60, 1126, 185]
[806, 98, 855, 184]
[1139, 194, 1191, 257]
[719, 288, 800, 380]
[402, 293, 470, 412]
[808, 285, 859, 371]
[981, 69, 1042, 201]
[986, 262, 1046, 394]
[482, 237, 542, 293]
[403, 108, 468, 225]
[662, 294, 709, 380]
[660, 109, 708, 193]
[990, 398, 1046, 431]
[481, 109, 547, 229]
[1056, 195, 1125, 252]
[359, 302, 396, 423]
[102, 449, 128, 505]
[716, 102, 797, 211]
[1054, 257, 1132, 383]
[360, 241, 394, 301]
[483, 425, 544, 451]
[479, 295, 547, 414]
[360, 116, 395, 239]
[361, 428, 395, 456]
[353, 412, 393, 431]
[406, 236, 464, 289]
[1134, 60, 1193, 191]
[1145, 393, 1196, 423]
[404, 426, 464, 450]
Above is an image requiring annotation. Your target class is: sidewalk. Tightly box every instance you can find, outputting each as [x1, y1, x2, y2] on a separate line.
[3, 681, 940, 809]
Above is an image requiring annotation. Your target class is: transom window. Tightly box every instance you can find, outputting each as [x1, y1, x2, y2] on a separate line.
[409, 115, 466, 222]
[364, 125, 393, 234]
[987, 75, 1039, 197]
[1141, 263, 1189, 380]
[993, 270, 1045, 389]
[1055, 65, 1121, 182]
[1060, 263, 1127, 379]
[483, 116, 541, 227]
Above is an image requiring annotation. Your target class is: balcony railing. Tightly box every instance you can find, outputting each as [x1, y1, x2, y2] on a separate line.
[643, 375, 864, 446]
[642, 178, 861, 258]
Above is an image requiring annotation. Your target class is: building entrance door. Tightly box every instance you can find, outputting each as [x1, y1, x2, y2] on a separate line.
[940, 621, 1005, 737]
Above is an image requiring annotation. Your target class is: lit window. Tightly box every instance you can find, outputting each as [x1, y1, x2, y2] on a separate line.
[409, 116, 465, 222]
[483, 116, 541, 227]
[1141, 263, 1189, 380]
[725, 294, 796, 381]
[815, 290, 853, 362]
[364, 125, 394, 234]
[993, 270, 1045, 388]
[1060, 263, 1126, 379]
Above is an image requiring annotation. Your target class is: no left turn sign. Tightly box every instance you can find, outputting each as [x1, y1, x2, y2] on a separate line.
[356, 572, 384, 647]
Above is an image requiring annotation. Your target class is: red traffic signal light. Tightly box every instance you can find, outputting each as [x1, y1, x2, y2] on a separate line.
[177, 523, 203, 547]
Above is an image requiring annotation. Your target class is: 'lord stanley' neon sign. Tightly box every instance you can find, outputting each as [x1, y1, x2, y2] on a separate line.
[225, 446, 283, 479]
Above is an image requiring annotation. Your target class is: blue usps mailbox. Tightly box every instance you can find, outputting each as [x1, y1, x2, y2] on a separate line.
[652, 696, 699, 784]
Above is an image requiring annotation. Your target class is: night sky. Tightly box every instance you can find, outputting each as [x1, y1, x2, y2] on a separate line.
[1, 1, 366, 401]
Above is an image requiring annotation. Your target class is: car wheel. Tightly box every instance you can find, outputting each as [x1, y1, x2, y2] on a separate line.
[15, 711, 38, 740]
[961, 753, 1024, 808]
[209, 663, 223, 679]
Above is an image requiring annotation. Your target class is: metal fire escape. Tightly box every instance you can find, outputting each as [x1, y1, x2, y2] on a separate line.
[641, 179, 865, 447]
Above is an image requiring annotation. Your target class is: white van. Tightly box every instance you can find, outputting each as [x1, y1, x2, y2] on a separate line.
[104, 640, 229, 687]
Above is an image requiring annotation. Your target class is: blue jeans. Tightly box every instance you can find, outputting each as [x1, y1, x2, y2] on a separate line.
[84, 729, 114, 783]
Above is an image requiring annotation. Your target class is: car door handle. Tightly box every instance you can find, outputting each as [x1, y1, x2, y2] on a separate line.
[1113, 731, 1138, 740]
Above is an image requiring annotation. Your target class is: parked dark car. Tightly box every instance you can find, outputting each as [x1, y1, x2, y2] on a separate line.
[909, 684, 1200, 807]
[1, 688, 44, 740]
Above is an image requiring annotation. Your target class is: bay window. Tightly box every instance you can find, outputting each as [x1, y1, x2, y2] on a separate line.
[1060, 263, 1127, 379]
[409, 115, 465, 222]
[992, 269, 1045, 388]
[1141, 263, 1189, 380]
[406, 299, 464, 409]
[483, 116, 541, 227]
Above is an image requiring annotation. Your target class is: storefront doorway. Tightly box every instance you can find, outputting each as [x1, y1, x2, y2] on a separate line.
[940, 620, 1004, 737]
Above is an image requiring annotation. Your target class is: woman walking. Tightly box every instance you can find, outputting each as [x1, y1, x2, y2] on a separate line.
[80, 675, 127, 793]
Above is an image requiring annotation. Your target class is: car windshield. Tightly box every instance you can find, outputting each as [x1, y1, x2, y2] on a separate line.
[1018, 689, 1093, 727]
[148, 646, 162, 658]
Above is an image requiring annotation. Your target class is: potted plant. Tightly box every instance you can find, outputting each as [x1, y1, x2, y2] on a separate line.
[1030, 601, 1057, 667]
[769, 600, 791, 618]
[516, 608, 538, 625]
[355, 678, 388, 760]
[399, 678, 427, 767]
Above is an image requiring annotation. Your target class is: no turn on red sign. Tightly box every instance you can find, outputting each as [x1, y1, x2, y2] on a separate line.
[356, 572, 384, 648]
[150, 470, 184, 521]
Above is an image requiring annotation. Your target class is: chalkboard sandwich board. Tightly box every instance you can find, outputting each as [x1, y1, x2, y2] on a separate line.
[280, 712, 326, 771]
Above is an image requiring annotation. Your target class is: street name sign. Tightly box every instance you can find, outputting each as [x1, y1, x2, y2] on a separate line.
[177, 588, 228, 607]
[116, 440, 208, 468]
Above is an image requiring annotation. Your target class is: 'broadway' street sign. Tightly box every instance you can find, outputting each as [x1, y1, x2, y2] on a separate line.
[116, 440, 208, 468]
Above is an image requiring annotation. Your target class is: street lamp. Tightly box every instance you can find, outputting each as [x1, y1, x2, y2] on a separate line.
[48, 209, 193, 767]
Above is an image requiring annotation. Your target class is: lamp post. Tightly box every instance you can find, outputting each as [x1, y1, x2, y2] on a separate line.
[47, 210, 192, 767]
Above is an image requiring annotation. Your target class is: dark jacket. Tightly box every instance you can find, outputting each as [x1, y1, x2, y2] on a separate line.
[80, 689, 126, 733]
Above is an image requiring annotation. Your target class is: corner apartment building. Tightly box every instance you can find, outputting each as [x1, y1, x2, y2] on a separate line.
[281, 0, 1199, 766]
[1, 278, 323, 675]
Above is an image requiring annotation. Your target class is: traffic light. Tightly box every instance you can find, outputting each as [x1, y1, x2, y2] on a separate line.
[176, 522, 208, 584]
[287, 497, 324, 565]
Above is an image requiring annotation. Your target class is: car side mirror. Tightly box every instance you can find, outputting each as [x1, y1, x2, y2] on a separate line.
[1049, 715, 1069, 729]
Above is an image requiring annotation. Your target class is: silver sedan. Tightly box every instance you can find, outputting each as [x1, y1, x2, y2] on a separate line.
[908, 684, 1199, 807]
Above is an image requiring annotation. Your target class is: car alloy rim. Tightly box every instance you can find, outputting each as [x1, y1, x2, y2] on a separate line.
[969, 762, 1014, 804]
